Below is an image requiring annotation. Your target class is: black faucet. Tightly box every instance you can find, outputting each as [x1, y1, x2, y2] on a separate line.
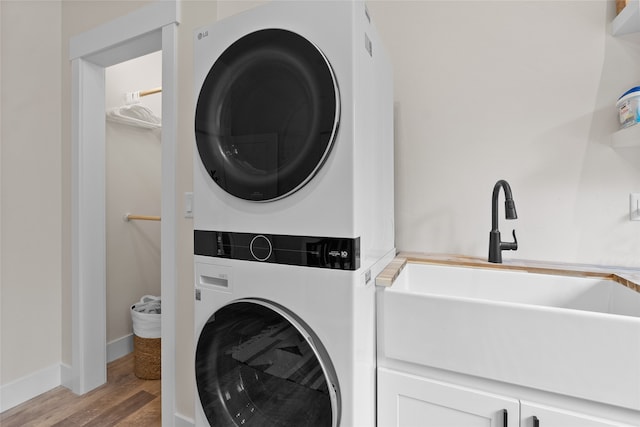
[488, 180, 518, 263]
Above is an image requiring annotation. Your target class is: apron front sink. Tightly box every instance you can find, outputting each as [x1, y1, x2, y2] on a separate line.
[379, 262, 640, 410]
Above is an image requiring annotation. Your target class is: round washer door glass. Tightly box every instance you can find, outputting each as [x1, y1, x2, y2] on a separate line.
[195, 29, 340, 202]
[195, 300, 340, 427]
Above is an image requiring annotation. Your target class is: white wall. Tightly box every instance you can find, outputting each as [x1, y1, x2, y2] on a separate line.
[105, 51, 162, 347]
[1, 0, 3, 402]
[368, 0, 640, 267]
[0, 0, 62, 410]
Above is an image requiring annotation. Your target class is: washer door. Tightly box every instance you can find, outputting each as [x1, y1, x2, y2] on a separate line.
[195, 299, 340, 427]
[195, 29, 340, 202]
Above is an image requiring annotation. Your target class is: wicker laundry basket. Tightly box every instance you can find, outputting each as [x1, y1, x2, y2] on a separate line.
[133, 335, 161, 380]
[131, 295, 161, 380]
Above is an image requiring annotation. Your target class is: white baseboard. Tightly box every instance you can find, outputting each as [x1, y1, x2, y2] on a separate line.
[60, 363, 73, 390]
[175, 412, 195, 427]
[107, 333, 134, 363]
[0, 364, 61, 413]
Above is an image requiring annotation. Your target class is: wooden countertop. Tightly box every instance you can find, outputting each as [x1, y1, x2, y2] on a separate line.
[376, 252, 640, 293]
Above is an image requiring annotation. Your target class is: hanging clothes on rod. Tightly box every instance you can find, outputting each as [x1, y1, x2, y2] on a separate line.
[107, 87, 162, 129]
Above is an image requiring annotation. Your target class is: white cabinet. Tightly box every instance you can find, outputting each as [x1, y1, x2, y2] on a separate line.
[378, 368, 638, 427]
[521, 401, 637, 427]
[378, 367, 519, 427]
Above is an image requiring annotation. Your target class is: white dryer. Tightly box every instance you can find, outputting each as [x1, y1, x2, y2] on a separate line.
[193, 0, 394, 273]
[194, 255, 389, 427]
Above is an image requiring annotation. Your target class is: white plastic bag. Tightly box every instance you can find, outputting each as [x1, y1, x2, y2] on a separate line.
[131, 295, 161, 339]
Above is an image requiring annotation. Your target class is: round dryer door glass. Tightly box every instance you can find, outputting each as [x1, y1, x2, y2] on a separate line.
[195, 300, 340, 427]
[195, 29, 340, 202]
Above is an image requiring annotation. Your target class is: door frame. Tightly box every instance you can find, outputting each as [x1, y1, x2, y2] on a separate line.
[69, 2, 179, 425]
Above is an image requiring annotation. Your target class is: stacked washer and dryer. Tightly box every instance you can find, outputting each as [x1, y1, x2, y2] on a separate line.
[193, 2, 394, 426]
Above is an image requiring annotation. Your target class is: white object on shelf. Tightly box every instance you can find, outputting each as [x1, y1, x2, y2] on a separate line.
[613, 0, 640, 36]
[612, 124, 640, 147]
[617, 87, 640, 127]
[106, 104, 161, 129]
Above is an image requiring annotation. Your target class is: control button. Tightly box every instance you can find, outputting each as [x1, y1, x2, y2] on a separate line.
[250, 235, 272, 261]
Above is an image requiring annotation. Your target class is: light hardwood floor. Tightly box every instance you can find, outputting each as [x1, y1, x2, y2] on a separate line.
[0, 354, 161, 426]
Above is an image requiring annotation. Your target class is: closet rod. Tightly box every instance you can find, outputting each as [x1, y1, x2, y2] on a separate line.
[139, 87, 162, 97]
[124, 213, 161, 222]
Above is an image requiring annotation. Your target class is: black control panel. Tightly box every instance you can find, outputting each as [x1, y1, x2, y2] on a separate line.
[194, 230, 360, 270]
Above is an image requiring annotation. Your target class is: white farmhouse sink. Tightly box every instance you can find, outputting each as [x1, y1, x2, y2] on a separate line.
[379, 262, 640, 411]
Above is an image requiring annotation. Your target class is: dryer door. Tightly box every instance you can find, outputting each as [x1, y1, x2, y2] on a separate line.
[195, 299, 340, 427]
[195, 29, 339, 202]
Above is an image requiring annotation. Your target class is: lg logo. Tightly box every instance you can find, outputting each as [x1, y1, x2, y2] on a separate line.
[197, 30, 209, 40]
[329, 250, 350, 258]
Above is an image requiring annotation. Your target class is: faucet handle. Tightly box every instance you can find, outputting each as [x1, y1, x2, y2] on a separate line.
[501, 230, 518, 251]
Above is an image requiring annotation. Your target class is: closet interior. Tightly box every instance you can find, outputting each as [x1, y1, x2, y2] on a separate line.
[105, 51, 162, 364]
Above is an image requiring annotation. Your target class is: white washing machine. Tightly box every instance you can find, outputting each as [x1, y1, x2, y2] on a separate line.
[193, 0, 395, 273]
[194, 255, 392, 427]
[193, 1, 395, 425]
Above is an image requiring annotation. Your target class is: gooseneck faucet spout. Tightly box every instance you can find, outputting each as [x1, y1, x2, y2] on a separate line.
[489, 180, 518, 263]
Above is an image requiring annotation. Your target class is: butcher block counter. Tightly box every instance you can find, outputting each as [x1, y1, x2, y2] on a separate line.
[376, 252, 640, 293]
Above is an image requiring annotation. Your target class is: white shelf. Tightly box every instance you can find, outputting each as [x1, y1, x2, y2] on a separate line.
[612, 124, 640, 147]
[613, 0, 640, 36]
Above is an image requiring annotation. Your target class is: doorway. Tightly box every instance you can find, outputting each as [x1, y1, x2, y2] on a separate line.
[105, 51, 162, 363]
[69, 2, 178, 426]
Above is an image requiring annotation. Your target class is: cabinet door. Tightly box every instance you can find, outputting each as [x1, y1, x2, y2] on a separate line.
[521, 401, 637, 427]
[378, 368, 519, 427]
